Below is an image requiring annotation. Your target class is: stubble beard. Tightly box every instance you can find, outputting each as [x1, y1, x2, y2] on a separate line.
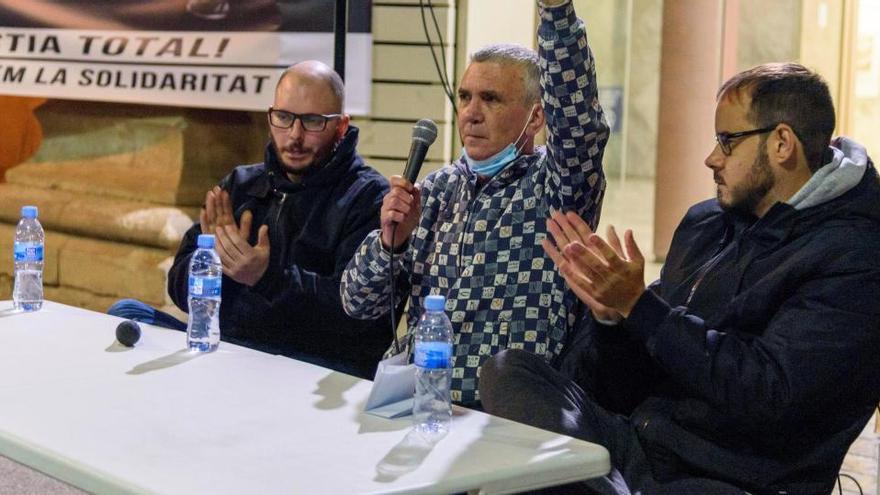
[270, 135, 336, 179]
[718, 147, 775, 216]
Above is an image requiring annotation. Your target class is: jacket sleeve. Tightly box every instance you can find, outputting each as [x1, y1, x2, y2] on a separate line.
[341, 173, 435, 321]
[247, 177, 389, 331]
[167, 224, 200, 312]
[167, 173, 237, 313]
[558, 280, 664, 415]
[623, 249, 880, 425]
[538, 1, 609, 228]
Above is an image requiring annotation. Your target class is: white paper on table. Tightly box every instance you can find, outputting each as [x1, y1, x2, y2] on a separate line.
[364, 351, 415, 418]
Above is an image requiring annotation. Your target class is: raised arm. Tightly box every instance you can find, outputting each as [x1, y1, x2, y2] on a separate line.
[538, 0, 609, 226]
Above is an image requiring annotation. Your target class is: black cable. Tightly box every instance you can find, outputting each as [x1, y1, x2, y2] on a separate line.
[836, 473, 863, 495]
[389, 225, 401, 355]
[419, 0, 457, 112]
[428, 0, 452, 92]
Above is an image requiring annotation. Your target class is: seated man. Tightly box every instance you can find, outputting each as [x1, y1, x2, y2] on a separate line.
[480, 62, 880, 494]
[341, 0, 609, 406]
[110, 61, 389, 379]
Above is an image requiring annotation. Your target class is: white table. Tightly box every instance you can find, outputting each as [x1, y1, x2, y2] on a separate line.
[0, 301, 609, 494]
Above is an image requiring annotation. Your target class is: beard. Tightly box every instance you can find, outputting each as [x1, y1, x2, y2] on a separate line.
[270, 134, 337, 179]
[717, 147, 775, 215]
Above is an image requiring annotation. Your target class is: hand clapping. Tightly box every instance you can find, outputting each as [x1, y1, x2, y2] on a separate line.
[542, 210, 646, 320]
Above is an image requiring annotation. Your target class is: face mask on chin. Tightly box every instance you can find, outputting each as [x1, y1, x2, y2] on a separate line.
[463, 105, 537, 178]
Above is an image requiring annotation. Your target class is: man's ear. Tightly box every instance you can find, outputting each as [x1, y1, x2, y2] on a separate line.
[771, 123, 798, 165]
[336, 114, 351, 141]
[526, 104, 545, 137]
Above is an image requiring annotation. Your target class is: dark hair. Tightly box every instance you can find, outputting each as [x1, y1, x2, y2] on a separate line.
[718, 63, 835, 172]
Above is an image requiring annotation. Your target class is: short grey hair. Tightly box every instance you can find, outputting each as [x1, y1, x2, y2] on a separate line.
[470, 44, 541, 104]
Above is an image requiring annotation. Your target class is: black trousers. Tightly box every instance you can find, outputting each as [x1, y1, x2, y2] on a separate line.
[479, 349, 745, 495]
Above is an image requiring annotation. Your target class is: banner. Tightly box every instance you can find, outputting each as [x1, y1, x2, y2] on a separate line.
[0, 0, 372, 114]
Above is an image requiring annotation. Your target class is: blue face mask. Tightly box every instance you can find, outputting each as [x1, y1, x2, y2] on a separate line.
[462, 106, 536, 178]
[462, 143, 518, 177]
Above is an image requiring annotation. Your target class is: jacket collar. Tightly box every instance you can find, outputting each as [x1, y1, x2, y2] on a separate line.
[723, 159, 880, 248]
[454, 148, 541, 191]
[247, 126, 361, 198]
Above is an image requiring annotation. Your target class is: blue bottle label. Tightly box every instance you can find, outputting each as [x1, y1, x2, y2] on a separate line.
[13, 242, 43, 263]
[414, 341, 452, 369]
[188, 275, 221, 297]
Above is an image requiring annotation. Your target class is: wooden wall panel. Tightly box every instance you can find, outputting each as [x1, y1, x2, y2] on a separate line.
[360, 3, 457, 173]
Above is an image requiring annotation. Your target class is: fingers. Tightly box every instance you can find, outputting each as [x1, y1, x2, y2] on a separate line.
[214, 224, 247, 268]
[199, 208, 209, 234]
[587, 234, 626, 271]
[216, 188, 232, 224]
[541, 238, 566, 268]
[203, 188, 217, 230]
[624, 229, 644, 265]
[388, 175, 416, 192]
[239, 210, 253, 239]
[606, 225, 624, 258]
[382, 188, 417, 224]
[563, 241, 607, 283]
[256, 225, 270, 248]
[380, 179, 421, 249]
[564, 210, 594, 244]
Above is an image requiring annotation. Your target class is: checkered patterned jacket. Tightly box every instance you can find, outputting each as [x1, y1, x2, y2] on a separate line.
[341, 1, 609, 405]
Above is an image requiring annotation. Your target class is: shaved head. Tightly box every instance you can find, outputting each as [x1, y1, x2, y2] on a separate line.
[276, 60, 345, 113]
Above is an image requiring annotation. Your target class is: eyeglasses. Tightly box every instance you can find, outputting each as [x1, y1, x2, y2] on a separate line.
[715, 125, 778, 156]
[268, 107, 342, 132]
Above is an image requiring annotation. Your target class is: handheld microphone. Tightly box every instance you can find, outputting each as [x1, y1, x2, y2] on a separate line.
[388, 119, 437, 355]
[115, 320, 141, 347]
[402, 119, 438, 184]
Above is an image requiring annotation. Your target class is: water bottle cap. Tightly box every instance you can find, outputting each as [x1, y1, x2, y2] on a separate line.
[424, 295, 445, 311]
[197, 234, 215, 248]
[21, 206, 38, 219]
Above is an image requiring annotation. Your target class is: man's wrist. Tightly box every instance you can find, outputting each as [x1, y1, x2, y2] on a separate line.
[618, 288, 646, 319]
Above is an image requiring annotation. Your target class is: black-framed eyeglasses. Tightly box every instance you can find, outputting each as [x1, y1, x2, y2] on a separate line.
[268, 107, 342, 132]
[715, 125, 778, 156]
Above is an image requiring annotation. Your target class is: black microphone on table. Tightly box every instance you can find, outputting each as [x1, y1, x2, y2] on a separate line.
[389, 118, 438, 355]
[402, 119, 438, 184]
[115, 320, 141, 347]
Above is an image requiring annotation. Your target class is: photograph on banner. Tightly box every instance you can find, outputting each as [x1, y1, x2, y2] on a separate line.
[0, 0, 372, 113]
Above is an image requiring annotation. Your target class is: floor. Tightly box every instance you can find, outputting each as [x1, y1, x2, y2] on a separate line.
[603, 176, 879, 495]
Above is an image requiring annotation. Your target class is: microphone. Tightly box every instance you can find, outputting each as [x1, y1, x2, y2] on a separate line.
[402, 119, 438, 184]
[388, 119, 436, 355]
[115, 320, 141, 347]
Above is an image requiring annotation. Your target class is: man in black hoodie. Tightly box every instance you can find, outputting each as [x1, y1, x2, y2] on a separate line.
[110, 61, 390, 378]
[480, 63, 880, 494]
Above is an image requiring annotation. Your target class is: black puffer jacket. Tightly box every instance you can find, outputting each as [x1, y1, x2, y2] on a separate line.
[169, 127, 390, 378]
[567, 140, 880, 494]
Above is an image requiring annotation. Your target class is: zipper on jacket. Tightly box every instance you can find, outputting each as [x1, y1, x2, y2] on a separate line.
[685, 241, 735, 306]
[273, 191, 288, 229]
[455, 179, 480, 278]
[270, 191, 288, 251]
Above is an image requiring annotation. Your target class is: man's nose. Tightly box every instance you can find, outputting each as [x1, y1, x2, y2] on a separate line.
[704, 143, 724, 170]
[459, 101, 482, 123]
[288, 118, 306, 139]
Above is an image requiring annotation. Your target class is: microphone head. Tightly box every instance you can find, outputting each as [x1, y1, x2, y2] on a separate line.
[115, 320, 141, 347]
[412, 119, 438, 146]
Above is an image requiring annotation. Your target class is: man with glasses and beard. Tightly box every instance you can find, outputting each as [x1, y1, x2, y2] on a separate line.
[479, 63, 880, 494]
[110, 61, 389, 378]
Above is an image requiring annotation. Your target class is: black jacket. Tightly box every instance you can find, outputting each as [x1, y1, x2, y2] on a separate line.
[169, 127, 390, 378]
[567, 154, 880, 494]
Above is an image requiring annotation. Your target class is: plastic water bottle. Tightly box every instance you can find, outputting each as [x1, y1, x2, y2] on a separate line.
[413, 294, 453, 442]
[187, 234, 221, 352]
[13, 206, 44, 312]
